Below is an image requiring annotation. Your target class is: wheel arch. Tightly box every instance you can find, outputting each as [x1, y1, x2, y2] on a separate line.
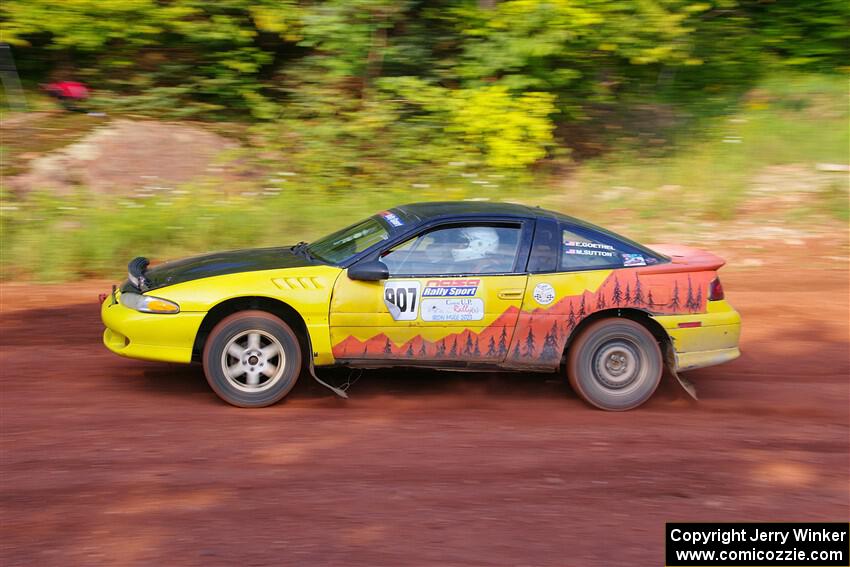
[560, 308, 671, 369]
[192, 296, 310, 364]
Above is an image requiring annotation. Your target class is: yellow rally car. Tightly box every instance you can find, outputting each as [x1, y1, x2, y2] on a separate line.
[101, 202, 741, 410]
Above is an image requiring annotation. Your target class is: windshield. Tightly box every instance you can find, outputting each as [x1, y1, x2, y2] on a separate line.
[307, 217, 390, 264]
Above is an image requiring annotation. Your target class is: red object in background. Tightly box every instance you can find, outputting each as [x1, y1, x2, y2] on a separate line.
[44, 81, 89, 100]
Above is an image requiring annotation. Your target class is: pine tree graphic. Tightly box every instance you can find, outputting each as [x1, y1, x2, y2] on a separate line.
[487, 336, 497, 357]
[624, 283, 632, 304]
[567, 302, 577, 330]
[596, 291, 607, 310]
[670, 281, 681, 311]
[695, 287, 702, 311]
[512, 341, 522, 359]
[449, 338, 458, 356]
[612, 277, 623, 306]
[436, 339, 446, 357]
[578, 295, 586, 319]
[647, 289, 655, 308]
[540, 326, 559, 361]
[498, 327, 508, 356]
[633, 274, 644, 306]
[384, 338, 393, 355]
[419, 341, 428, 357]
[473, 337, 481, 356]
[464, 333, 474, 355]
[406, 343, 414, 357]
[685, 275, 696, 311]
[523, 328, 536, 358]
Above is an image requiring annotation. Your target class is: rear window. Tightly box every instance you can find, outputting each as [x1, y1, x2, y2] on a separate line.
[560, 228, 660, 271]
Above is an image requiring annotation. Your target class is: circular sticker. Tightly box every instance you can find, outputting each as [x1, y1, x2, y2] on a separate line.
[532, 283, 556, 305]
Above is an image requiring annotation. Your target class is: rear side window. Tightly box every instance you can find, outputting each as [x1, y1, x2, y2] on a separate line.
[560, 228, 657, 271]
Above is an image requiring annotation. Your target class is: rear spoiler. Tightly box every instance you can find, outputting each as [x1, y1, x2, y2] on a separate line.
[637, 244, 725, 275]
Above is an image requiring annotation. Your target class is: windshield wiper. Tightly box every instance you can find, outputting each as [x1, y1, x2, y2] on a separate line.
[290, 241, 314, 261]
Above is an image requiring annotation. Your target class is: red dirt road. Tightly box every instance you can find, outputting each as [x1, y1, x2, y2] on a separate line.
[1, 247, 848, 566]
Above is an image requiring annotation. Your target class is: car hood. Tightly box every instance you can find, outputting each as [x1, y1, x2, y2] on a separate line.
[124, 246, 318, 292]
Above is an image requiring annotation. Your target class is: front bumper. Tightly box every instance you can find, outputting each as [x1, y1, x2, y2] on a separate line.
[101, 292, 204, 363]
[653, 300, 742, 372]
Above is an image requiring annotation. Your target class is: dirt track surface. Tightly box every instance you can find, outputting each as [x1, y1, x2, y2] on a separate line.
[1, 244, 848, 566]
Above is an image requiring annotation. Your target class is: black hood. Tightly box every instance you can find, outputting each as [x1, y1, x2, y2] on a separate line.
[122, 246, 317, 292]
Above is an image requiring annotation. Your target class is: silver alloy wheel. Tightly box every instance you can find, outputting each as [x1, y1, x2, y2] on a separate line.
[592, 339, 641, 390]
[220, 330, 286, 393]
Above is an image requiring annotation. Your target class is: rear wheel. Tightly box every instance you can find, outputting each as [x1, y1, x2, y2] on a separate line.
[567, 318, 662, 411]
[202, 310, 302, 407]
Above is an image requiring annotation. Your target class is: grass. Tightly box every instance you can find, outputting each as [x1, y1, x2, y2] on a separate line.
[1, 72, 847, 281]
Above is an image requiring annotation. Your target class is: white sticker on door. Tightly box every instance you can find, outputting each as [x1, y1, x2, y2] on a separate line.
[421, 298, 485, 322]
[532, 283, 556, 305]
[383, 281, 421, 321]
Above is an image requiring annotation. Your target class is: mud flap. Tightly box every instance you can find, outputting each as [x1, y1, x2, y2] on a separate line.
[304, 335, 349, 399]
[309, 363, 349, 399]
[664, 344, 698, 400]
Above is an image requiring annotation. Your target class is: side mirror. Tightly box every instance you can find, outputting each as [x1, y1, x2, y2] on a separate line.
[348, 260, 389, 281]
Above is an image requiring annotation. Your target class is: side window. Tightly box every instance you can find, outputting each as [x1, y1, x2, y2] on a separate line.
[560, 229, 651, 270]
[382, 224, 521, 276]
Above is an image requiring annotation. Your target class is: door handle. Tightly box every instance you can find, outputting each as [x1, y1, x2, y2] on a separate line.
[497, 289, 525, 300]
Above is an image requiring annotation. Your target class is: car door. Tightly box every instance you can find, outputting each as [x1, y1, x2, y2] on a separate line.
[329, 220, 532, 364]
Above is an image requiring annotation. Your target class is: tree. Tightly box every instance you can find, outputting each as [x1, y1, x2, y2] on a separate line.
[612, 277, 623, 306]
[596, 291, 606, 310]
[436, 339, 446, 357]
[624, 283, 632, 304]
[578, 295, 586, 319]
[548, 321, 559, 344]
[464, 333, 474, 355]
[384, 338, 393, 355]
[419, 341, 428, 357]
[567, 303, 577, 330]
[512, 342, 522, 359]
[406, 343, 414, 357]
[486, 336, 497, 357]
[695, 287, 703, 310]
[473, 337, 481, 356]
[524, 328, 536, 358]
[498, 327, 508, 356]
[540, 328, 559, 361]
[685, 275, 696, 311]
[647, 289, 655, 309]
[670, 281, 681, 311]
[633, 275, 644, 306]
[449, 338, 458, 356]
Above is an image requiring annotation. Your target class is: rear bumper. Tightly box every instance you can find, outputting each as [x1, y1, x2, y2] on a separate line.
[101, 294, 204, 363]
[652, 300, 742, 372]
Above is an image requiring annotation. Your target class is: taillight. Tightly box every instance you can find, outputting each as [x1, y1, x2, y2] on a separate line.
[709, 277, 724, 301]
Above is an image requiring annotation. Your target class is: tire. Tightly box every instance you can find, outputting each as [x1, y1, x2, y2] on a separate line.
[202, 310, 302, 408]
[567, 318, 662, 411]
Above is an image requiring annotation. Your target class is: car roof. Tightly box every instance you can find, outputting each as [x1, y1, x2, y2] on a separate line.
[394, 201, 546, 221]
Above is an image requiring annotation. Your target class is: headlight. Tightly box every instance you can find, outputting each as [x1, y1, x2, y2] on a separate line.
[120, 292, 180, 314]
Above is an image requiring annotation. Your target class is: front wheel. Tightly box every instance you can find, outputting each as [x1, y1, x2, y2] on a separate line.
[202, 311, 302, 408]
[567, 318, 662, 411]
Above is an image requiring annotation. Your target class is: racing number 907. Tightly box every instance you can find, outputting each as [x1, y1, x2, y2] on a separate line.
[385, 287, 417, 313]
[383, 281, 422, 321]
